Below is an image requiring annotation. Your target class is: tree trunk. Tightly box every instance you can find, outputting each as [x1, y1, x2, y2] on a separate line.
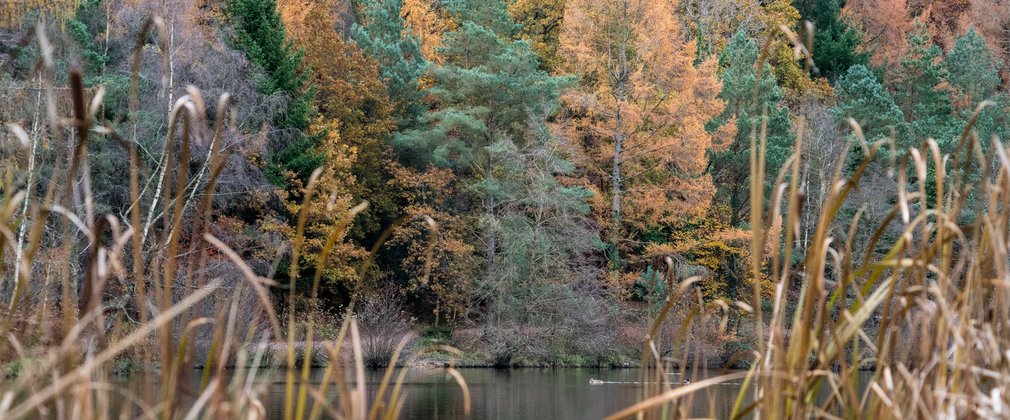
[483, 132, 498, 327]
[611, 102, 623, 246]
[609, 29, 629, 263]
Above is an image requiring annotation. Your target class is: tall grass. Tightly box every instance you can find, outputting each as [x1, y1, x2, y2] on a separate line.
[0, 20, 468, 419]
[608, 24, 1010, 420]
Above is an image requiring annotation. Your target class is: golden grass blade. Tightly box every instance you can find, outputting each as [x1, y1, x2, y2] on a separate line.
[3, 278, 223, 419]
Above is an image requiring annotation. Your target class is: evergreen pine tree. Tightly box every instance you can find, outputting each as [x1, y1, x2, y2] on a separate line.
[946, 27, 1008, 144]
[226, 0, 321, 185]
[893, 20, 955, 150]
[833, 64, 907, 142]
[707, 32, 794, 226]
[400, 0, 589, 338]
[794, 0, 868, 80]
[353, 0, 428, 131]
[396, 0, 572, 169]
[481, 121, 604, 362]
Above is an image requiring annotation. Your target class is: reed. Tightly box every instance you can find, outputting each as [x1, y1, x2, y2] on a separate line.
[609, 23, 1010, 420]
[0, 20, 468, 419]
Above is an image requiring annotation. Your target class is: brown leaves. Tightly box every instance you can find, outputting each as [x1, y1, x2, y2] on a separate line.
[844, 0, 912, 66]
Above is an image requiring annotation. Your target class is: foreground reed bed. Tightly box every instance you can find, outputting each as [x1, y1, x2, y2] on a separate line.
[609, 25, 1010, 420]
[0, 21, 468, 419]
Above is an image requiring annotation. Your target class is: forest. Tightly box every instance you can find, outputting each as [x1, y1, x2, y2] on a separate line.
[3, 0, 1010, 418]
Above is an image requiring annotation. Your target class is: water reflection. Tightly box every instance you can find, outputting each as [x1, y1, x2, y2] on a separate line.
[254, 368, 749, 419]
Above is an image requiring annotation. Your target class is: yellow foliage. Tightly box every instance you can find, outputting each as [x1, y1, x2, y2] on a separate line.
[403, 0, 454, 63]
[559, 0, 734, 228]
[1, 0, 79, 28]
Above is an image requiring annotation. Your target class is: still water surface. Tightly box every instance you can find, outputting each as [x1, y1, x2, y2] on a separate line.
[257, 368, 748, 419]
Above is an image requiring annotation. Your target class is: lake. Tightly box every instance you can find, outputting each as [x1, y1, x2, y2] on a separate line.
[253, 368, 750, 419]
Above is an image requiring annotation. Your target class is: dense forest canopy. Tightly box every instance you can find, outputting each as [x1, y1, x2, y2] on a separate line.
[2, 0, 1010, 369]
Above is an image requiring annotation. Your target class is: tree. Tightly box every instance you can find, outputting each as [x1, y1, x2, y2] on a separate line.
[382, 165, 477, 325]
[946, 27, 1008, 146]
[892, 20, 955, 149]
[397, 0, 575, 310]
[843, 0, 912, 67]
[948, 27, 1001, 105]
[1, 0, 79, 28]
[274, 119, 368, 292]
[762, 0, 810, 91]
[509, 0, 566, 70]
[397, 0, 570, 168]
[284, 5, 402, 247]
[707, 31, 793, 227]
[559, 0, 732, 253]
[353, 0, 429, 131]
[226, 0, 321, 186]
[478, 121, 607, 364]
[908, 0, 971, 49]
[679, 0, 763, 61]
[967, 0, 1010, 79]
[833, 64, 906, 143]
[794, 0, 868, 80]
[401, 0, 454, 62]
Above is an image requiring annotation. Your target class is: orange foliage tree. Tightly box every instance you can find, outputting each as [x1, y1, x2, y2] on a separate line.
[382, 165, 477, 325]
[844, 0, 912, 67]
[558, 0, 733, 254]
[908, 0, 971, 49]
[275, 4, 402, 291]
[402, 0, 453, 62]
[968, 0, 1010, 80]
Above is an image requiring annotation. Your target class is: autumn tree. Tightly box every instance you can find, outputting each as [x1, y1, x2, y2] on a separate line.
[509, 0, 566, 70]
[397, 0, 575, 309]
[401, 0, 454, 62]
[281, 5, 404, 248]
[679, 0, 763, 60]
[226, 0, 322, 186]
[1, 0, 80, 27]
[762, 0, 810, 91]
[907, 0, 971, 49]
[843, 0, 912, 67]
[275, 120, 368, 291]
[559, 0, 732, 256]
[707, 31, 792, 227]
[382, 165, 477, 325]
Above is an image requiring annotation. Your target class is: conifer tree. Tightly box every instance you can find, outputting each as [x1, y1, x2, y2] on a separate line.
[559, 0, 731, 254]
[707, 32, 793, 226]
[480, 120, 604, 361]
[399, 0, 578, 319]
[396, 0, 571, 169]
[794, 0, 868, 80]
[353, 0, 429, 130]
[833, 64, 906, 143]
[226, 0, 321, 185]
[946, 27, 1008, 146]
[948, 28, 1002, 106]
[893, 20, 955, 149]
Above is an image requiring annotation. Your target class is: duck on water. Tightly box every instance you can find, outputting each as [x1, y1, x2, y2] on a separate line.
[589, 378, 690, 385]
